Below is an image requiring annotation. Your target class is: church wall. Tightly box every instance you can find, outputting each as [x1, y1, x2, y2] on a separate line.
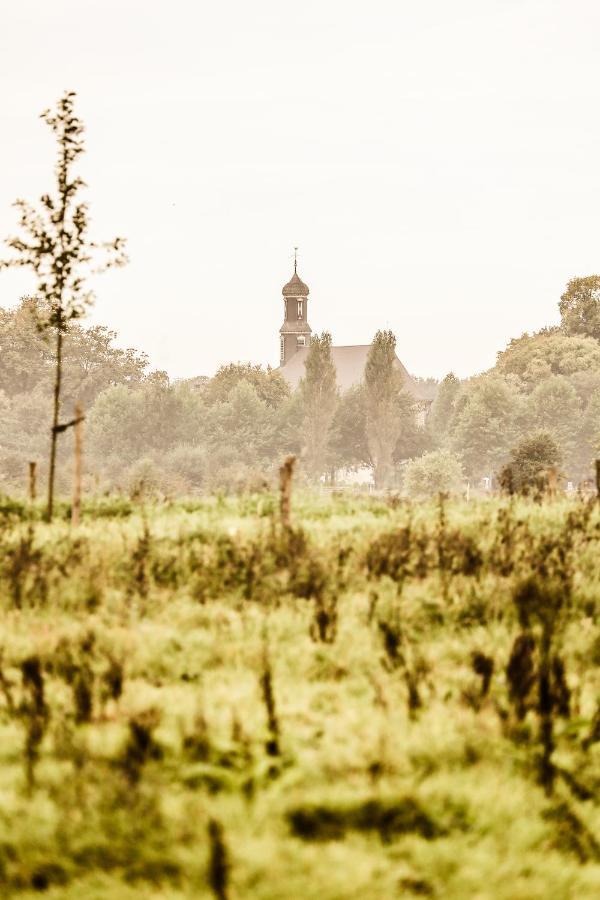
[281, 331, 309, 365]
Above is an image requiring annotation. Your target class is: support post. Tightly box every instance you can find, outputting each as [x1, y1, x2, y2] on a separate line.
[71, 404, 83, 526]
[28, 462, 37, 504]
[279, 455, 296, 529]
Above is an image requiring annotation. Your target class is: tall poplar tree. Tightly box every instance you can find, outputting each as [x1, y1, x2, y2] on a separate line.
[428, 372, 460, 445]
[365, 329, 403, 488]
[299, 331, 338, 479]
[0, 92, 128, 518]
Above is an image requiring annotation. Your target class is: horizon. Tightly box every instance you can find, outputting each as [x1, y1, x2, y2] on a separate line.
[2, 1, 600, 382]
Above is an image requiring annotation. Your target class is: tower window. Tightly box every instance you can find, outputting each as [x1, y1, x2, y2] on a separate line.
[280, 335, 285, 363]
[297, 335, 306, 347]
[297, 300, 303, 319]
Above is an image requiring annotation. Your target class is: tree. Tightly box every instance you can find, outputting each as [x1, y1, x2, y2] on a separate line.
[528, 375, 581, 462]
[496, 329, 600, 391]
[574, 388, 600, 480]
[204, 363, 290, 409]
[0, 387, 50, 490]
[392, 393, 432, 462]
[207, 381, 277, 464]
[364, 330, 404, 488]
[428, 372, 461, 444]
[161, 445, 206, 492]
[87, 375, 203, 461]
[449, 374, 525, 480]
[559, 276, 600, 341]
[329, 382, 425, 475]
[329, 385, 371, 471]
[499, 432, 561, 495]
[0, 298, 52, 396]
[298, 332, 338, 479]
[403, 450, 464, 499]
[0, 92, 127, 518]
[0, 296, 147, 405]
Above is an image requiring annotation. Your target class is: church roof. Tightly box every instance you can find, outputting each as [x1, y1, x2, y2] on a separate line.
[279, 344, 435, 400]
[282, 271, 309, 297]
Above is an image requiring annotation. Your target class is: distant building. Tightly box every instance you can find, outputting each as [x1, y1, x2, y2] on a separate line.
[277, 263, 436, 412]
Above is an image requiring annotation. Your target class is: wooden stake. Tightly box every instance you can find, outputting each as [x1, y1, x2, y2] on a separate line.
[71, 404, 83, 526]
[279, 455, 296, 529]
[28, 462, 37, 504]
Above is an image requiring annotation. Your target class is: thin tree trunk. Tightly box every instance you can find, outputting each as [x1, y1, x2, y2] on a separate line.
[47, 134, 68, 522]
[46, 322, 63, 521]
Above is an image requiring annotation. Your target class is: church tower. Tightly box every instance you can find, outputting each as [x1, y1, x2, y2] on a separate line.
[279, 254, 311, 365]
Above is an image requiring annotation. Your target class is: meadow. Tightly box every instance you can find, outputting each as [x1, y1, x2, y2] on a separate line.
[0, 488, 599, 899]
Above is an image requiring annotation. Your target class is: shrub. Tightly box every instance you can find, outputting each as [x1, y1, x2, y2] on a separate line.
[403, 450, 465, 499]
[499, 431, 561, 495]
[162, 444, 206, 491]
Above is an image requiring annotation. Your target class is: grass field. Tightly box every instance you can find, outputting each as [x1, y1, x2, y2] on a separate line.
[0, 490, 599, 898]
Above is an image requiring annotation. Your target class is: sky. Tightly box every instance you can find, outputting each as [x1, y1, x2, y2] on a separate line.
[1, 0, 600, 381]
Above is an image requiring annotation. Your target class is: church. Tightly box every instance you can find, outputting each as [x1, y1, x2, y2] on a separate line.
[277, 261, 436, 409]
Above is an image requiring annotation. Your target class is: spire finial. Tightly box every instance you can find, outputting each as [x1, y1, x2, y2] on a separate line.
[294, 246, 298, 273]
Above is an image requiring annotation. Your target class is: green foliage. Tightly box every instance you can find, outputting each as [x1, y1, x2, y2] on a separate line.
[88, 375, 204, 459]
[496, 329, 600, 393]
[207, 381, 277, 460]
[579, 389, 600, 462]
[559, 275, 600, 341]
[365, 330, 404, 488]
[204, 362, 290, 409]
[393, 391, 433, 462]
[528, 375, 580, 457]
[428, 372, 461, 444]
[330, 382, 427, 476]
[449, 374, 525, 479]
[403, 450, 465, 498]
[299, 332, 338, 479]
[329, 384, 371, 470]
[0, 297, 148, 404]
[499, 431, 562, 495]
[490, 328, 600, 480]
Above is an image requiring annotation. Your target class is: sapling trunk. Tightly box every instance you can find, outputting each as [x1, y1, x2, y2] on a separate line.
[47, 322, 63, 521]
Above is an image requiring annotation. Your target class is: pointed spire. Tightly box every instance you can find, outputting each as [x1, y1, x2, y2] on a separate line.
[294, 246, 298, 273]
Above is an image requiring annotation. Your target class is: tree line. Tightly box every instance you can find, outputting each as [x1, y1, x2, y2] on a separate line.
[3, 280, 600, 500]
[0, 303, 425, 496]
[3, 92, 600, 506]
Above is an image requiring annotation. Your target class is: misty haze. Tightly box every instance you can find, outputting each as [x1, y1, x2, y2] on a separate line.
[1, 3, 600, 899]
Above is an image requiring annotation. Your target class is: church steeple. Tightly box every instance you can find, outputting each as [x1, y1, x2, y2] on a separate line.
[279, 255, 312, 366]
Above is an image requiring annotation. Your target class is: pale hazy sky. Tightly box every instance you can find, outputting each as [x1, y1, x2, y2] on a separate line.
[1, 1, 600, 380]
